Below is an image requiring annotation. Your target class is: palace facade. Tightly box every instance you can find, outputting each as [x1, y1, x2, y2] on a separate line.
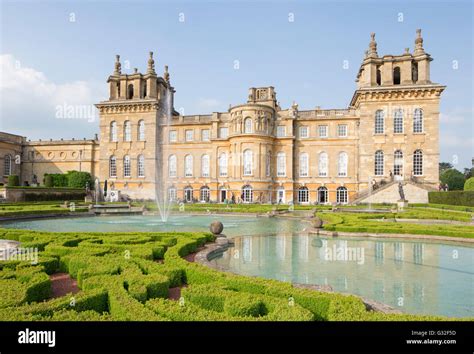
[0, 30, 445, 204]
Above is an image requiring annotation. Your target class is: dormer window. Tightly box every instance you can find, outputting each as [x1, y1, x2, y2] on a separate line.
[393, 67, 401, 85]
[127, 84, 134, 99]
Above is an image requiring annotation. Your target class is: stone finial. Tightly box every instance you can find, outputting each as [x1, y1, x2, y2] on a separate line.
[147, 51, 156, 74]
[164, 65, 170, 83]
[367, 32, 378, 58]
[114, 55, 121, 75]
[414, 29, 425, 55]
[405, 47, 410, 54]
[134, 67, 138, 74]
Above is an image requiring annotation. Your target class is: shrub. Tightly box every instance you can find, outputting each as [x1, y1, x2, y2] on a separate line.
[7, 175, 20, 187]
[440, 168, 465, 190]
[464, 177, 474, 191]
[224, 294, 266, 318]
[67, 171, 93, 189]
[428, 191, 474, 207]
[44, 175, 54, 187]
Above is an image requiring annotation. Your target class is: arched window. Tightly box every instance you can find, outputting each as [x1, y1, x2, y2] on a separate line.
[185, 155, 193, 177]
[375, 110, 384, 134]
[201, 154, 210, 177]
[394, 109, 403, 134]
[124, 121, 131, 141]
[318, 152, 328, 177]
[375, 150, 384, 176]
[338, 152, 348, 177]
[299, 152, 309, 177]
[127, 84, 134, 99]
[243, 149, 253, 176]
[394, 150, 403, 178]
[219, 153, 228, 177]
[184, 186, 193, 202]
[109, 156, 117, 178]
[266, 152, 271, 177]
[168, 155, 177, 177]
[110, 121, 117, 142]
[277, 152, 286, 177]
[200, 186, 210, 202]
[376, 66, 381, 85]
[138, 120, 145, 141]
[413, 150, 423, 176]
[413, 108, 423, 133]
[168, 187, 177, 202]
[336, 187, 348, 204]
[123, 155, 131, 177]
[242, 185, 253, 203]
[4, 155, 11, 176]
[244, 117, 252, 133]
[298, 186, 309, 204]
[393, 67, 401, 85]
[137, 155, 145, 177]
[317, 186, 328, 204]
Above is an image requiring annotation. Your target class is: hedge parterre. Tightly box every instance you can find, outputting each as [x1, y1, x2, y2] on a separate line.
[0, 228, 470, 321]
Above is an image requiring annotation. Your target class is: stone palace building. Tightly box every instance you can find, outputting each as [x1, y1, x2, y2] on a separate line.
[0, 30, 445, 204]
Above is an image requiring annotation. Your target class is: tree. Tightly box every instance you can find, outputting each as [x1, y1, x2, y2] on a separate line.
[440, 169, 465, 191]
[439, 162, 453, 175]
[464, 177, 474, 191]
[463, 167, 473, 180]
[66, 171, 93, 189]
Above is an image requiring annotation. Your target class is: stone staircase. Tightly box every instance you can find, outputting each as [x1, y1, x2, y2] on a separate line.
[352, 181, 436, 205]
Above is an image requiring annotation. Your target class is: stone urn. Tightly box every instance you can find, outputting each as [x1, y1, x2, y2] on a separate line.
[210, 220, 224, 235]
[311, 216, 323, 229]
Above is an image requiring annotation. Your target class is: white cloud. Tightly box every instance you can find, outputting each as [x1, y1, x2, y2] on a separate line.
[0, 54, 106, 139]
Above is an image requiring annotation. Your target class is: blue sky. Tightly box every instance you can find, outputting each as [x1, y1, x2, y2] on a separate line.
[0, 0, 472, 169]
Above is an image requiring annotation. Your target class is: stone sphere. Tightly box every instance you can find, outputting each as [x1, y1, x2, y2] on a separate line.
[311, 216, 323, 229]
[210, 221, 224, 235]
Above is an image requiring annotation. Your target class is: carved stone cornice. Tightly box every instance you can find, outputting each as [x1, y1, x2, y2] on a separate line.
[349, 84, 446, 108]
[95, 101, 160, 114]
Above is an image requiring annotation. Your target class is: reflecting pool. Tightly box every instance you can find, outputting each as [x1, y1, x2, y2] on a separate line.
[213, 234, 474, 318]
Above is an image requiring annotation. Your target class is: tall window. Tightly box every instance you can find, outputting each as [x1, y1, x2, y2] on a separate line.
[277, 126, 286, 137]
[336, 187, 348, 204]
[219, 127, 228, 139]
[318, 152, 328, 177]
[168, 187, 177, 202]
[200, 186, 210, 202]
[393, 67, 401, 85]
[242, 185, 253, 203]
[184, 186, 193, 202]
[137, 155, 145, 177]
[124, 121, 131, 141]
[266, 152, 271, 177]
[394, 109, 403, 134]
[244, 118, 252, 133]
[318, 187, 328, 204]
[201, 154, 210, 177]
[376, 67, 381, 85]
[123, 155, 131, 177]
[375, 150, 384, 176]
[394, 150, 403, 177]
[298, 187, 309, 204]
[185, 130, 194, 141]
[110, 121, 117, 142]
[4, 155, 11, 176]
[185, 155, 193, 177]
[299, 126, 309, 138]
[243, 149, 253, 176]
[169, 130, 177, 142]
[219, 153, 228, 177]
[338, 152, 348, 177]
[337, 124, 348, 137]
[413, 150, 423, 176]
[109, 156, 117, 177]
[138, 120, 145, 141]
[168, 155, 177, 177]
[127, 84, 134, 99]
[375, 110, 385, 134]
[277, 152, 286, 177]
[299, 153, 309, 177]
[414, 108, 423, 133]
[318, 125, 328, 138]
[201, 129, 210, 141]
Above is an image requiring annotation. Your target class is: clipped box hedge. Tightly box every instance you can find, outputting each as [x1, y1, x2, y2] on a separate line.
[428, 191, 474, 207]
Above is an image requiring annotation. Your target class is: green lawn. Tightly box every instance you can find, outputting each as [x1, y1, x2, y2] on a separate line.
[0, 228, 465, 321]
[0, 201, 88, 217]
